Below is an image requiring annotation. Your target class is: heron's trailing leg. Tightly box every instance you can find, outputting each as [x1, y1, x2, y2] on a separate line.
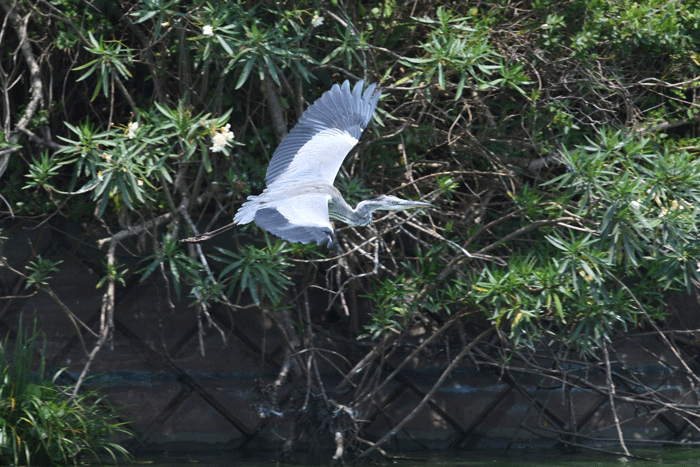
[180, 221, 236, 243]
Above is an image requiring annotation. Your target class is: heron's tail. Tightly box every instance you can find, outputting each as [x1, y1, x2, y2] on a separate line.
[233, 195, 260, 225]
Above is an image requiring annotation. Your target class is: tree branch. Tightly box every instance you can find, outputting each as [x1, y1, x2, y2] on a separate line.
[0, 0, 45, 178]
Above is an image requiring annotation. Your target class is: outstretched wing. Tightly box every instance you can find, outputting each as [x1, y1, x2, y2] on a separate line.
[233, 80, 380, 247]
[253, 192, 335, 247]
[264, 80, 381, 186]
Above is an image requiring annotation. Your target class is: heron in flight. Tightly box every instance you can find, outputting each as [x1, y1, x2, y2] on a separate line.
[183, 80, 432, 247]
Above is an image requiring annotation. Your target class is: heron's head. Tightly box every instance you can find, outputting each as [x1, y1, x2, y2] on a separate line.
[354, 195, 433, 224]
[369, 194, 434, 211]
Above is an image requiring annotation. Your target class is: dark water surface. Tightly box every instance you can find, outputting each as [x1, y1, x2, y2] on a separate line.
[133, 448, 700, 467]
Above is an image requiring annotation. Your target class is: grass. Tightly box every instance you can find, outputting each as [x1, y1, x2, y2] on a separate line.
[0, 315, 134, 466]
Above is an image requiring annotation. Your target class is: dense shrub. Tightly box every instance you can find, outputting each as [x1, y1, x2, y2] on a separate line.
[2, 0, 700, 458]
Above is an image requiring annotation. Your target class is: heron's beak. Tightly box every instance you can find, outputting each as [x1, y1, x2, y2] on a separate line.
[397, 200, 434, 209]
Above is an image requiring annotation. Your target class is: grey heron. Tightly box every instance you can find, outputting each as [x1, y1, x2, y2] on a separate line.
[183, 80, 433, 247]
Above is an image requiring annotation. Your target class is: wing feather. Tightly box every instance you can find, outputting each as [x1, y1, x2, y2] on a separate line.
[264, 80, 381, 185]
[253, 193, 334, 246]
[233, 80, 381, 247]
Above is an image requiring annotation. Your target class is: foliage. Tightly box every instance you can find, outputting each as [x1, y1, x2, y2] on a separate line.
[140, 235, 204, 299]
[212, 239, 294, 306]
[468, 129, 700, 353]
[2, 0, 700, 348]
[0, 316, 133, 466]
[533, 0, 700, 64]
[198, 2, 317, 89]
[73, 33, 133, 101]
[51, 104, 236, 217]
[2, 0, 699, 342]
[3, 0, 700, 454]
[361, 276, 413, 340]
[24, 257, 62, 289]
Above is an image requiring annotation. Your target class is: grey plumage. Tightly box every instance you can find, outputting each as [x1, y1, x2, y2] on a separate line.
[263, 80, 380, 185]
[230, 80, 432, 247]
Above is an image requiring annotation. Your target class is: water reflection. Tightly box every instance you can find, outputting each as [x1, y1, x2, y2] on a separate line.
[133, 448, 700, 467]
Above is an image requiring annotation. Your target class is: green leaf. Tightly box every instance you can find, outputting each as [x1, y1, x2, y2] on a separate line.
[132, 9, 159, 24]
[116, 174, 133, 209]
[235, 56, 257, 89]
[216, 35, 234, 55]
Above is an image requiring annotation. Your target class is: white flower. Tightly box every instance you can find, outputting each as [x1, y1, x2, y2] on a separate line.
[210, 133, 228, 152]
[222, 124, 234, 141]
[210, 124, 234, 152]
[311, 15, 324, 27]
[210, 133, 227, 152]
[98, 171, 104, 181]
[127, 121, 139, 139]
[202, 25, 214, 36]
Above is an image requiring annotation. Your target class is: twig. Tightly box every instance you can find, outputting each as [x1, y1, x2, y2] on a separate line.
[354, 326, 494, 462]
[96, 212, 172, 247]
[41, 286, 97, 356]
[602, 341, 630, 457]
[606, 270, 700, 386]
[70, 241, 117, 402]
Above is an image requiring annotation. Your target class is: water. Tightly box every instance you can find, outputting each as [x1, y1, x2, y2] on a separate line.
[132, 448, 700, 467]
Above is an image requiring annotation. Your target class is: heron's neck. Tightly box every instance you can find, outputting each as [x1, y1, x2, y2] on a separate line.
[329, 199, 376, 226]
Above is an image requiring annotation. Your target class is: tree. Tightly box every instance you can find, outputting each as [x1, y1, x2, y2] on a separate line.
[2, 0, 700, 459]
